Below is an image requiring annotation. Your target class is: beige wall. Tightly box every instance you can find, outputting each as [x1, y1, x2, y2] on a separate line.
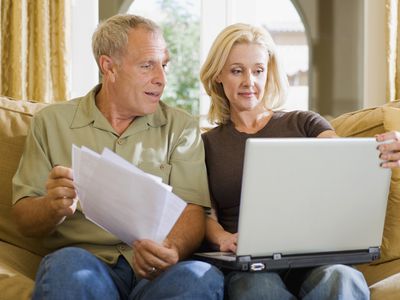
[99, 0, 125, 21]
[296, 0, 365, 117]
[295, 0, 385, 117]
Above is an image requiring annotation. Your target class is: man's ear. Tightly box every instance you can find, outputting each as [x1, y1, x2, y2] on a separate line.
[99, 55, 117, 82]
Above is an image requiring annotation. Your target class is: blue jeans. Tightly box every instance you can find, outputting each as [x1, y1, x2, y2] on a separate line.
[32, 247, 224, 300]
[225, 265, 369, 300]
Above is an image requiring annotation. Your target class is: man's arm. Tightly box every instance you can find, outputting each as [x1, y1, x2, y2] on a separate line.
[12, 166, 77, 237]
[165, 203, 205, 258]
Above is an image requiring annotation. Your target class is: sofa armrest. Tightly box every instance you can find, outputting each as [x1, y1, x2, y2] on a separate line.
[0, 241, 43, 300]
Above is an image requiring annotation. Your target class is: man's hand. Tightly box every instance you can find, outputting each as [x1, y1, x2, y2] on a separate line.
[132, 239, 179, 280]
[376, 131, 400, 168]
[12, 165, 78, 237]
[45, 166, 77, 222]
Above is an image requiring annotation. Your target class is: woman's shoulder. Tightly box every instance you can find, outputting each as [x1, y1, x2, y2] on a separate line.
[273, 110, 323, 122]
[202, 124, 227, 138]
[274, 109, 320, 117]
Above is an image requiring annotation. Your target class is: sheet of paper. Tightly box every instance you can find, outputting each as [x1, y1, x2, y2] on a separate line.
[71, 145, 186, 245]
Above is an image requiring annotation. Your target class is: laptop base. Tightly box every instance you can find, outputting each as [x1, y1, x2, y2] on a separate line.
[194, 247, 380, 272]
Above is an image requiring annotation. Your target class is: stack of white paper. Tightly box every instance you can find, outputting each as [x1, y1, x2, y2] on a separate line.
[72, 145, 187, 245]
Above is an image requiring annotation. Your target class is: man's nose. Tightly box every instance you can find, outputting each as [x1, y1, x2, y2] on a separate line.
[152, 65, 167, 86]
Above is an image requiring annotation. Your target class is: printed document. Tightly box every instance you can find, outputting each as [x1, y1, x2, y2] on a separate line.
[72, 145, 187, 245]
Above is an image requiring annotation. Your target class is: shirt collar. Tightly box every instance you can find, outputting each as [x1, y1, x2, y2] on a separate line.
[70, 84, 167, 136]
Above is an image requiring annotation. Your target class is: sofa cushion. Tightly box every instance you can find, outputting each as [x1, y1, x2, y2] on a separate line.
[370, 272, 400, 300]
[0, 96, 49, 256]
[331, 101, 400, 264]
[357, 258, 400, 298]
[0, 241, 43, 299]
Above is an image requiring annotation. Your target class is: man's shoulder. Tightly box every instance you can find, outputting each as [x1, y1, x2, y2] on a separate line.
[158, 101, 197, 127]
[159, 101, 193, 119]
[35, 98, 81, 119]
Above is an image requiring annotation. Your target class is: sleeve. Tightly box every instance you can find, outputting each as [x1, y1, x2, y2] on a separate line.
[302, 111, 333, 137]
[12, 114, 52, 204]
[169, 117, 211, 208]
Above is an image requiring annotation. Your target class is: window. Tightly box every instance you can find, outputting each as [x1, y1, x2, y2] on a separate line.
[124, 0, 386, 120]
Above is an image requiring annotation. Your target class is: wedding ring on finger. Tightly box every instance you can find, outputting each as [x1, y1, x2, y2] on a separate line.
[148, 266, 157, 275]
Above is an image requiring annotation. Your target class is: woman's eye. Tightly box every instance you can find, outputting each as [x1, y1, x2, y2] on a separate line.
[231, 69, 241, 75]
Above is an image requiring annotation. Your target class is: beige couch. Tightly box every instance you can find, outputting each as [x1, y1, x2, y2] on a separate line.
[1, 96, 400, 299]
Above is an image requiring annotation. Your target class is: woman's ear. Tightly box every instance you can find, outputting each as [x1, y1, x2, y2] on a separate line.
[215, 74, 222, 83]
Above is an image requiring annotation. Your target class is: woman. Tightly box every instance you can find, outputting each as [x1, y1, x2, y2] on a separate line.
[200, 23, 369, 300]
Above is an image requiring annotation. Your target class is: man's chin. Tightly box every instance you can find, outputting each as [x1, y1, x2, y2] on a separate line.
[145, 102, 160, 115]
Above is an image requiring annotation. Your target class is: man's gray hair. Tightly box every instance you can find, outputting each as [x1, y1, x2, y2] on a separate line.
[92, 14, 161, 67]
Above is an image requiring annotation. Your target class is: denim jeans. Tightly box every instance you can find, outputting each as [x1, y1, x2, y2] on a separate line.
[225, 264, 369, 300]
[32, 247, 224, 300]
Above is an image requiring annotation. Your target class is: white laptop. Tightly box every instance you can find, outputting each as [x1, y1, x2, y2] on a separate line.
[195, 138, 391, 272]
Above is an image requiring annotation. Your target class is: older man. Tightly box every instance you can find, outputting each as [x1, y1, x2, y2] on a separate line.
[12, 14, 223, 299]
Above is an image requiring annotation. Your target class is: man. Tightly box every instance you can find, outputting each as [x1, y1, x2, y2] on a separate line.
[12, 14, 224, 299]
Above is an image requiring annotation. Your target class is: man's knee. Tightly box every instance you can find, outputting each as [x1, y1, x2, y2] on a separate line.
[172, 260, 224, 287]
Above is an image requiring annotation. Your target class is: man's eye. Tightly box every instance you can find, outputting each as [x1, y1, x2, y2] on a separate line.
[162, 64, 169, 71]
[141, 64, 151, 69]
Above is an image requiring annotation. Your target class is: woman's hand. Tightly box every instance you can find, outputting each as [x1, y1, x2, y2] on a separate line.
[376, 131, 400, 168]
[218, 231, 238, 253]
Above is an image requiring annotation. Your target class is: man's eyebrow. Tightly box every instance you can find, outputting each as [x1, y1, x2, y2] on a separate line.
[164, 50, 170, 63]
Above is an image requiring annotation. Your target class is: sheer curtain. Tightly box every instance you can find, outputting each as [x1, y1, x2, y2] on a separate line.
[0, 0, 70, 102]
[387, 0, 400, 102]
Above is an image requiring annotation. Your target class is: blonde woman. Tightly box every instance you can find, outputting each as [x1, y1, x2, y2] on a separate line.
[200, 23, 369, 300]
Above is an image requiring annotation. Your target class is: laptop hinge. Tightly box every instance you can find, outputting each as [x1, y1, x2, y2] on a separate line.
[272, 253, 282, 260]
[368, 247, 380, 254]
[237, 255, 252, 263]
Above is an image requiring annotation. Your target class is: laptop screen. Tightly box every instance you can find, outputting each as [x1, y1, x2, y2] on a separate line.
[236, 138, 390, 257]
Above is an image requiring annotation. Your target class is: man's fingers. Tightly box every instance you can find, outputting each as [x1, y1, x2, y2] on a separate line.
[135, 240, 178, 265]
[49, 165, 74, 180]
[47, 186, 77, 200]
[46, 177, 75, 190]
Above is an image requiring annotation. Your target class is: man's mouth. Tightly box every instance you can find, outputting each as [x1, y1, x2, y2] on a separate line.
[145, 91, 161, 98]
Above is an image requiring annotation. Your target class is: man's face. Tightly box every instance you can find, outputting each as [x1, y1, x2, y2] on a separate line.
[110, 27, 169, 118]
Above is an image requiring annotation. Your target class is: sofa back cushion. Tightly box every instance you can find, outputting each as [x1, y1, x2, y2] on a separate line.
[331, 100, 400, 263]
[0, 96, 49, 256]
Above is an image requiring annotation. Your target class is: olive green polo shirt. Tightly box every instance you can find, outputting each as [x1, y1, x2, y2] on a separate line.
[12, 85, 211, 266]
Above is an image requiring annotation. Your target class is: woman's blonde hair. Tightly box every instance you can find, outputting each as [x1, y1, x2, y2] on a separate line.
[200, 23, 289, 125]
[92, 14, 160, 69]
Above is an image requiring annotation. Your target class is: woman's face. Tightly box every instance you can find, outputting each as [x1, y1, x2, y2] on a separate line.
[217, 43, 268, 114]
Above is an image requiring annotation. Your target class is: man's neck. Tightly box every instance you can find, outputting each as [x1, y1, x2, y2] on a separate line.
[95, 87, 136, 136]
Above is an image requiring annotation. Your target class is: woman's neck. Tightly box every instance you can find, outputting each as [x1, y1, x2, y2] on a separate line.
[231, 109, 273, 134]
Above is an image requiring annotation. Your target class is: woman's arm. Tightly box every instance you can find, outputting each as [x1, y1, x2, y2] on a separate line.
[205, 204, 237, 253]
[317, 130, 338, 138]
